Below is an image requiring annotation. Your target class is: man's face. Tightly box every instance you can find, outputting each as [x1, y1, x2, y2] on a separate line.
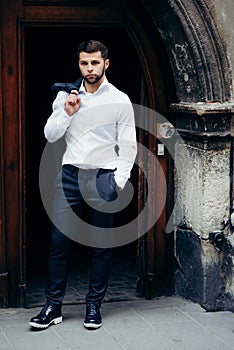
[78, 51, 109, 85]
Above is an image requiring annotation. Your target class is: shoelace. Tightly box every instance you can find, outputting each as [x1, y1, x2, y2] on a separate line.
[45, 305, 54, 315]
[87, 304, 97, 316]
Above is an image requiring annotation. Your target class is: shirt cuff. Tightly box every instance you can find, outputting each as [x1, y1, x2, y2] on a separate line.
[114, 174, 128, 190]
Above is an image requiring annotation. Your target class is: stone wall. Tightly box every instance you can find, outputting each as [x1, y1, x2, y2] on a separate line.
[171, 102, 234, 311]
[143, 0, 234, 310]
[212, 0, 234, 99]
[174, 126, 231, 310]
[175, 140, 230, 237]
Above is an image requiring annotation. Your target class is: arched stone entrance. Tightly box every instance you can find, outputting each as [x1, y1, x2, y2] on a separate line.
[142, 0, 234, 310]
[142, 0, 231, 102]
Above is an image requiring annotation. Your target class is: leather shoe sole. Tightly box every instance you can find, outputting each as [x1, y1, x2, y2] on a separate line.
[29, 316, 62, 329]
[84, 321, 102, 330]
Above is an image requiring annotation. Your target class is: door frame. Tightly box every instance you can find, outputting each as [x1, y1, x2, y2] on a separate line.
[3, 5, 171, 306]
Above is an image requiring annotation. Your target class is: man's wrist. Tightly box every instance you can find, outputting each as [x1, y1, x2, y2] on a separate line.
[114, 175, 126, 191]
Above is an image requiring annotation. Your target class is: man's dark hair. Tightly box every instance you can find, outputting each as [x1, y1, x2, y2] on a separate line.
[77, 40, 109, 60]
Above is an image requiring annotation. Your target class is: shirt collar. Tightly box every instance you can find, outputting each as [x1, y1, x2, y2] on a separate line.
[79, 77, 109, 94]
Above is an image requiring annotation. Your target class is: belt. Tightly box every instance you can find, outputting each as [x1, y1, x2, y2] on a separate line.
[62, 164, 116, 174]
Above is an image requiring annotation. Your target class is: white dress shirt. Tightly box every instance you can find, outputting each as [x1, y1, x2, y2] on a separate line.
[44, 78, 137, 189]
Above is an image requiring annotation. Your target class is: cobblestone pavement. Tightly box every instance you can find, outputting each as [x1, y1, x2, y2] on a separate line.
[26, 256, 139, 307]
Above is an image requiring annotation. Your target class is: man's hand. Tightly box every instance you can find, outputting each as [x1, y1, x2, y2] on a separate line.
[64, 90, 81, 116]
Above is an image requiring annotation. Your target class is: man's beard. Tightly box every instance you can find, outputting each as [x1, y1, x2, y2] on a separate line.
[83, 67, 105, 85]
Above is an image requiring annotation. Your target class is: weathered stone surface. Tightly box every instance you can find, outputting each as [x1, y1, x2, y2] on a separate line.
[174, 139, 230, 238]
[171, 102, 234, 137]
[142, 0, 232, 102]
[212, 0, 234, 99]
[175, 229, 227, 311]
[172, 101, 234, 311]
[175, 229, 203, 302]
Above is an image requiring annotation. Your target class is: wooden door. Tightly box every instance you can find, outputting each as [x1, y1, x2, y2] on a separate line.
[0, 0, 172, 306]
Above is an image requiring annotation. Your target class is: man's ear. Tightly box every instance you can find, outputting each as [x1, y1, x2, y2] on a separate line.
[105, 59, 110, 70]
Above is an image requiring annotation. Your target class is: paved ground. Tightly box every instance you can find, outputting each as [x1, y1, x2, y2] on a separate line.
[1, 296, 234, 350]
[4, 256, 234, 349]
[26, 256, 140, 307]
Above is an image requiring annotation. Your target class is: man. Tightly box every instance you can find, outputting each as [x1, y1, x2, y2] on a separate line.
[29, 40, 137, 330]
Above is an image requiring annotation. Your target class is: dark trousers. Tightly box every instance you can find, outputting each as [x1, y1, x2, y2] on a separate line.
[45, 164, 118, 307]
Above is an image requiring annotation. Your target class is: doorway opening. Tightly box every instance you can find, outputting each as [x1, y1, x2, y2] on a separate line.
[24, 26, 145, 307]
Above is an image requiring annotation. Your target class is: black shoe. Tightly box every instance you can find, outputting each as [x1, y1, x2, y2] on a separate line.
[29, 304, 62, 329]
[84, 303, 102, 329]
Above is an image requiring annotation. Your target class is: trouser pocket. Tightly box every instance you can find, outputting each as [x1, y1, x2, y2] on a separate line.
[96, 170, 118, 202]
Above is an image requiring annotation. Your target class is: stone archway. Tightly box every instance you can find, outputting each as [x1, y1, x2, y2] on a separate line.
[141, 0, 234, 310]
[142, 0, 231, 103]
